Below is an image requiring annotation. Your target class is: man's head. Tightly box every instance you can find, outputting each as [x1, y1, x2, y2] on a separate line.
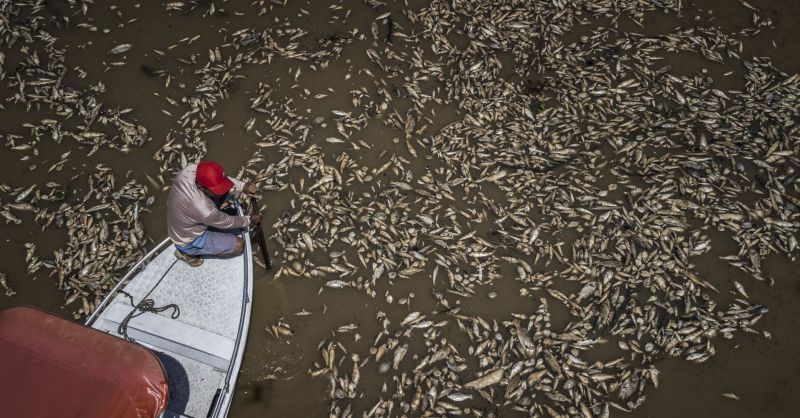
[195, 160, 234, 198]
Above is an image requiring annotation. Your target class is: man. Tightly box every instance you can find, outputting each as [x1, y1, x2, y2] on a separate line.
[167, 160, 261, 267]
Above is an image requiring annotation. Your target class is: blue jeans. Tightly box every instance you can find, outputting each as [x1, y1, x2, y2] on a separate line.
[175, 228, 240, 256]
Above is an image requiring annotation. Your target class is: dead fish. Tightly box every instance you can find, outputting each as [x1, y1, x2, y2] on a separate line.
[15, 184, 36, 202]
[109, 43, 133, 55]
[0, 273, 14, 297]
[392, 344, 408, 369]
[325, 280, 349, 289]
[404, 110, 415, 139]
[464, 369, 504, 389]
[733, 281, 749, 298]
[446, 393, 472, 402]
[400, 311, 422, 327]
[1, 210, 22, 224]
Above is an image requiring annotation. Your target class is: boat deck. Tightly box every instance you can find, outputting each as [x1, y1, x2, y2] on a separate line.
[91, 233, 251, 418]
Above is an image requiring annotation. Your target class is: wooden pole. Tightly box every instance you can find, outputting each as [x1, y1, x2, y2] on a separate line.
[249, 196, 272, 270]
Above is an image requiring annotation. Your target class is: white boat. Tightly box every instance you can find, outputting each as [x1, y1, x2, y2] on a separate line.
[85, 203, 254, 418]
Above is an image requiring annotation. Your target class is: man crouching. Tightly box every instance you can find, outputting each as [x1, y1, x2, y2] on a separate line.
[167, 160, 261, 267]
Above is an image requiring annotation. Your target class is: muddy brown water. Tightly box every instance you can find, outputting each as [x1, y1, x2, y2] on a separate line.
[1, 0, 799, 417]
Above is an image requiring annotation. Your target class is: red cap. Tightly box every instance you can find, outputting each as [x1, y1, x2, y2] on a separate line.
[196, 160, 234, 196]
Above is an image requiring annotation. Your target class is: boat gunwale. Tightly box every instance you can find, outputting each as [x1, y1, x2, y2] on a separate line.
[210, 202, 253, 417]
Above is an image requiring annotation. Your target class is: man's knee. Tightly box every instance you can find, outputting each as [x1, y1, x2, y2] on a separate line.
[233, 237, 245, 255]
[218, 237, 244, 257]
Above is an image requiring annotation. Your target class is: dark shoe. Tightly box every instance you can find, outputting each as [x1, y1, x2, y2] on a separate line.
[174, 250, 203, 267]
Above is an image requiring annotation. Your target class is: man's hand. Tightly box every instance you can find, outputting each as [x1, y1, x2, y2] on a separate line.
[243, 182, 258, 197]
[250, 213, 262, 225]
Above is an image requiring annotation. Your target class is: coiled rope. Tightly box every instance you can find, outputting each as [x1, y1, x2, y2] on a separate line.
[117, 290, 180, 342]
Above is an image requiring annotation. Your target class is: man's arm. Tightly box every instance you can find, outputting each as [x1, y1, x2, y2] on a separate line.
[229, 176, 246, 193]
[228, 176, 258, 196]
[203, 207, 250, 230]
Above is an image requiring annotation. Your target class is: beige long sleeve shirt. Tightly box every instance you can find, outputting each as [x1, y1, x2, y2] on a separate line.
[166, 163, 250, 245]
